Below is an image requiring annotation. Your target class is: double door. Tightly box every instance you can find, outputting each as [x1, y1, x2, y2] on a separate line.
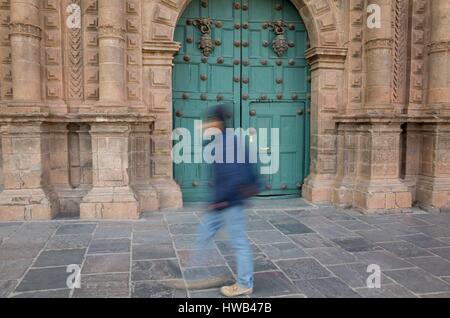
[173, 0, 310, 202]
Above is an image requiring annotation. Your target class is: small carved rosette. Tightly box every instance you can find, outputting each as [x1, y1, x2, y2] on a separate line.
[193, 18, 214, 57]
[268, 20, 289, 57]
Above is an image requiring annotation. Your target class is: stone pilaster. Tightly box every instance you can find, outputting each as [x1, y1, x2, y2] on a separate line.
[130, 123, 159, 212]
[407, 0, 427, 116]
[0, 121, 59, 220]
[97, 0, 126, 108]
[416, 123, 450, 211]
[333, 123, 359, 207]
[143, 42, 182, 209]
[352, 122, 412, 212]
[48, 123, 72, 215]
[50, 123, 91, 217]
[403, 123, 423, 202]
[80, 122, 140, 219]
[302, 47, 347, 204]
[9, 0, 42, 104]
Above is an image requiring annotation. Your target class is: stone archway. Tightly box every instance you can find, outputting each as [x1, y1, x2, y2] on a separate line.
[141, 0, 348, 207]
[145, 0, 343, 48]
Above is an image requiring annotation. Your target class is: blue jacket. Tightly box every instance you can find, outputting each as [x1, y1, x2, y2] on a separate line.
[211, 133, 260, 209]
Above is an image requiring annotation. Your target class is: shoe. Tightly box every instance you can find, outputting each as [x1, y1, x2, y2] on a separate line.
[220, 283, 253, 297]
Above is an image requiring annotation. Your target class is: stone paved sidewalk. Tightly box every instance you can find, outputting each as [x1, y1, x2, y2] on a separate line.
[1, 199, 450, 298]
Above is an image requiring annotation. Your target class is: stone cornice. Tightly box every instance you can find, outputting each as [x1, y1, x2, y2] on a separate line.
[334, 114, 450, 124]
[0, 113, 155, 124]
[305, 46, 347, 59]
[0, 112, 48, 124]
[9, 22, 42, 39]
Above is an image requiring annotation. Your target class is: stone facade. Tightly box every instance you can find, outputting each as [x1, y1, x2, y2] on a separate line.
[0, 0, 449, 220]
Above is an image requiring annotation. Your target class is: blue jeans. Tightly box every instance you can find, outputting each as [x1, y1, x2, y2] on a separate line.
[196, 205, 254, 289]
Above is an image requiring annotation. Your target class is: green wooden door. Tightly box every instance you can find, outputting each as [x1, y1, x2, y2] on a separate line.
[173, 0, 310, 202]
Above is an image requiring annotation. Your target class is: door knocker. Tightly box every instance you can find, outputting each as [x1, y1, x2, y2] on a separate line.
[267, 20, 289, 57]
[193, 18, 214, 57]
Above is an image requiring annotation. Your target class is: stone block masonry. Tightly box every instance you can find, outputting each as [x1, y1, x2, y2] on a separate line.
[0, 0, 448, 220]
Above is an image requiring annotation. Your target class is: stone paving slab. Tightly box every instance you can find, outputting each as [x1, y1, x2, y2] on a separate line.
[294, 277, 361, 298]
[354, 284, 417, 298]
[1, 199, 450, 298]
[132, 280, 188, 298]
[132, 259, 182, 281]
[13, 289, 72, 298]
[88, 238, 131, 254]
[33, 249, 86, 268]
[82, 254, 130, 274]
[16, 267, 70, 292]
[327, 263, 396, 288]
[73, 273, 130, 298]
[45, 234, 92, 250]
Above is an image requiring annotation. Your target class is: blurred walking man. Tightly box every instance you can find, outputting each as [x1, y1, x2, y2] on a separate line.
[196, 104, 260, 297]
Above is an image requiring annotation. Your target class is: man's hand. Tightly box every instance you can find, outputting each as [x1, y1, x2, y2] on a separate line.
[208, 201, 229, 211]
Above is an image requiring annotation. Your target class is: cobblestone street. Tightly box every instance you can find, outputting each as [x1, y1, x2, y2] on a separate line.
[1, 199, 450, 298]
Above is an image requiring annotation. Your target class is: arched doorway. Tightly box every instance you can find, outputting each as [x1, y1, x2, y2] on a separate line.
[173, 0, 310, 202]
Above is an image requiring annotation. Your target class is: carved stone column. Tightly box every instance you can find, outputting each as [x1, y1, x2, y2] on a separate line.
[0, 120, 59, 220]
[130, 123, 159, 212]
[80, 120, 140, 219]
[97, 0, 126, 108]
[364, 0, 394, 114]
[9, 0, 41, 103]
[416, 123, 450, 211]
[143, 42, 182, 209]
[333, 123, 359, 207]
[302, 47, 347, 204]
[353, 122, 412, 212]
[426, 0, 450, 115]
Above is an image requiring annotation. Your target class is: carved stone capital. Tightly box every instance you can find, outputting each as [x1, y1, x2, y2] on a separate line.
[305, 46, 347, 70]
[143, 41, 182, 66]
[365, 38, 393, 50]
[98, 25, 126, 40]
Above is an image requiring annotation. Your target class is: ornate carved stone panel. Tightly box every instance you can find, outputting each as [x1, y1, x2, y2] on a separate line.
[65, 0, 84, 101]
[42, 0, 64, 101]
[126, 0, 142, 102]
[391, 0, 409, 106]
[83, 0, 99, 101]
[408, 0, 427, 113]
[347, 0, 364, 113]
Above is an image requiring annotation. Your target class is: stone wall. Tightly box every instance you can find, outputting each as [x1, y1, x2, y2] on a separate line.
[0, 0, 448, 220]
